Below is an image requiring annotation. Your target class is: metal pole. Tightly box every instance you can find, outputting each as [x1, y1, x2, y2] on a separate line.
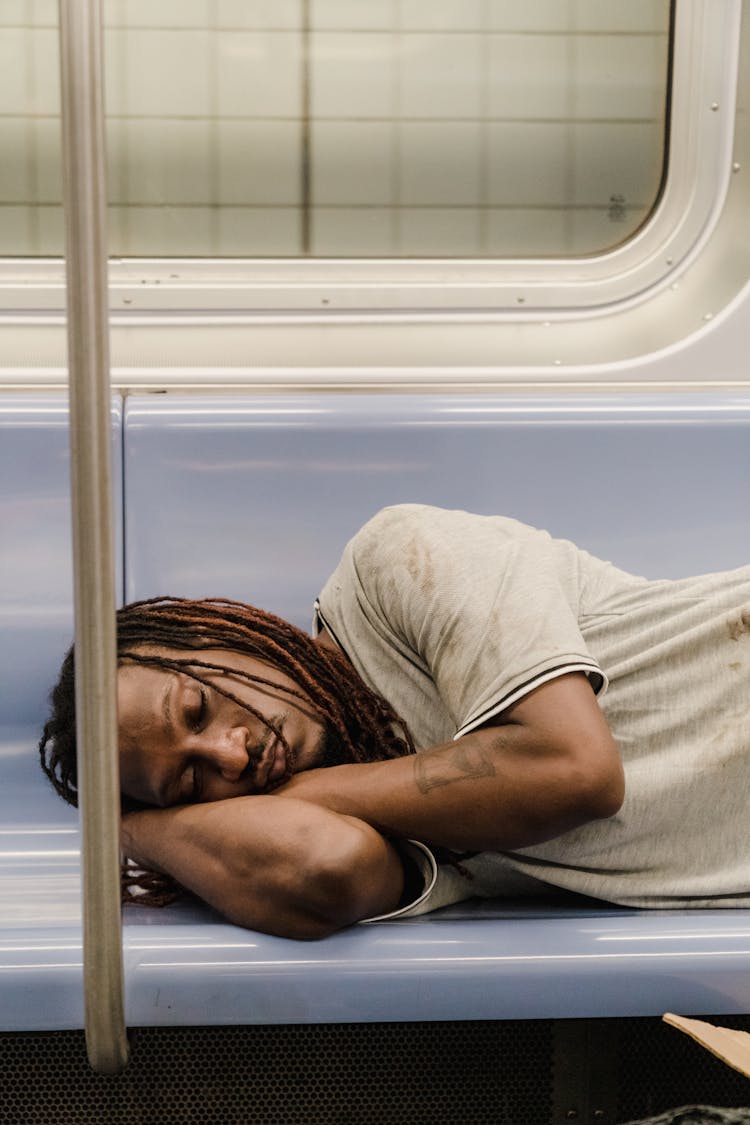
[58, 0, 129, 1074]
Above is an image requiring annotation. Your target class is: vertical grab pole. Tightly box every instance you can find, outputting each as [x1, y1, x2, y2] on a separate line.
[58, 0, 129, 1073]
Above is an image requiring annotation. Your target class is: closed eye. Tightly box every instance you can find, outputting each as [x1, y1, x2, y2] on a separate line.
[187, 684, 208, 732]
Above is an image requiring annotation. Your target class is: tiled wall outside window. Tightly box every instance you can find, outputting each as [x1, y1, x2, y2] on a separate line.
[0, 0, 670, 258]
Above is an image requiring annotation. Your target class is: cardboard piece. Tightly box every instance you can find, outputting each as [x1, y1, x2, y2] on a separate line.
[663, 1014, 750, 1079]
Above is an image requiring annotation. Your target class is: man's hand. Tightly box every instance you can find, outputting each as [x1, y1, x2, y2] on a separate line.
[273, 672, 624, 853]
[121, 795, 405, 939]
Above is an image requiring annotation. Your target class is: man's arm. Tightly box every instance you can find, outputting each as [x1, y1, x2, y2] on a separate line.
[121, 795, 405, 939]
[277, 672, 624, 852]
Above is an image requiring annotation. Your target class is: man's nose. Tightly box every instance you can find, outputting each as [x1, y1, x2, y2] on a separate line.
[210, 726, 249, 782]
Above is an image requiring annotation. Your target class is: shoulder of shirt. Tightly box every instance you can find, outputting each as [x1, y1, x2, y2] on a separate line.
[346, 504, 436, 549]
[351, 504, 541, 552]
[359, 503, 438, 529]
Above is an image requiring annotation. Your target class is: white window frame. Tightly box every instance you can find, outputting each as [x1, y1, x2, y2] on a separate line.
[0, 0, 741, 319]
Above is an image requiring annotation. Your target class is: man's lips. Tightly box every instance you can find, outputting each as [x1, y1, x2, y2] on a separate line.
[251, 733, 288, 790]
[266, 737, 289, 786]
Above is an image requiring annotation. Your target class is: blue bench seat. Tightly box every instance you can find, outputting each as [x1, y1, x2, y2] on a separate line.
[3, 388, 750, 1034]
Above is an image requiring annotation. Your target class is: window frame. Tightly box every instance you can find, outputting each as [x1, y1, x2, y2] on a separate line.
[0, 0, 740, 319]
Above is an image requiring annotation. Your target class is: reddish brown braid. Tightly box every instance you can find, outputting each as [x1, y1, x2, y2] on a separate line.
[39, 596, 416, 910]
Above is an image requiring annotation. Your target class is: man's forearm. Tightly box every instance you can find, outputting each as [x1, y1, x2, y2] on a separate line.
[121, 795, 404, 939]
[277, 733, 581, 851]
[278, 703, 623, 852]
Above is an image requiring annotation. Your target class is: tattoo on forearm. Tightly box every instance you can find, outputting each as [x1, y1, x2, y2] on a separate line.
[414, 743, 496, 794]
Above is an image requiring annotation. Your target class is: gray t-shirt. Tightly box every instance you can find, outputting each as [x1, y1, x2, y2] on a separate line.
[313, 504, 750, 916]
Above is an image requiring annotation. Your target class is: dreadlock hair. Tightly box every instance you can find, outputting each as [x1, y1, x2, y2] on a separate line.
[39, 595, 416, 910]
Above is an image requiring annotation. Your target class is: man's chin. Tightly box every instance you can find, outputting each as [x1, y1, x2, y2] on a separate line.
[309, 724, 347, 771]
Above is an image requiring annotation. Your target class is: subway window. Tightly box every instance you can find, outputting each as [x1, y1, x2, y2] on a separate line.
[1, 0, 671, 260]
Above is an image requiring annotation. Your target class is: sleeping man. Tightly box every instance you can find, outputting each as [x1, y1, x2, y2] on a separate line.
[39, 505, 750, 938]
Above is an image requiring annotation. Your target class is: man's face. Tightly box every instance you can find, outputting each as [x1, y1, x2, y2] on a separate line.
[117, 646, 332, 808]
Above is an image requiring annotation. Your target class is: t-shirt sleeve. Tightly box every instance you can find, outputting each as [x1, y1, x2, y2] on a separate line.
[361, 838, 557, 922]
[361, 840, 497, 921]
[317, 504, 606, 738]
[362, 840, 440, 921]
